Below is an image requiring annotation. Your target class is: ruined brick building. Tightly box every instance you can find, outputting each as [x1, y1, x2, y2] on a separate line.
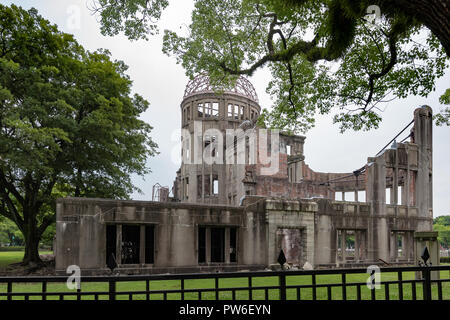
[55, 75, 439, 275]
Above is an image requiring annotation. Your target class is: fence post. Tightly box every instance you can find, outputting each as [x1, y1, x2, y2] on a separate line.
[109, 280, 116, 301]
[7, 281, 12, 301]
[422, 268, 432, 301]
[279, 273, 286, 301]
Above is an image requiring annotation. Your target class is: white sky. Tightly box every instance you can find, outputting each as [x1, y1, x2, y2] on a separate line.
[3, 1, 450, 217]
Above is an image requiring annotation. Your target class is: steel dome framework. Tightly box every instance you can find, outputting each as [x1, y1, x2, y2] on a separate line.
[183, 74, 259, 103]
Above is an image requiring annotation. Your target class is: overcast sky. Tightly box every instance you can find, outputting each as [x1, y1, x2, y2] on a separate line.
[4, 1, 450, 217]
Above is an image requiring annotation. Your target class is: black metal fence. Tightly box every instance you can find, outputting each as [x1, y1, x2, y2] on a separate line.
[0, 265, 449, 301]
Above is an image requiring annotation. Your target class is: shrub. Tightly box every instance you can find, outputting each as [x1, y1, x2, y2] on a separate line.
[440, 257, 450, 263]
[0, 246, 25, 252]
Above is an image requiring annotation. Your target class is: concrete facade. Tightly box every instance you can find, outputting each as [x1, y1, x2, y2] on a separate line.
[55, 76, 438, 274]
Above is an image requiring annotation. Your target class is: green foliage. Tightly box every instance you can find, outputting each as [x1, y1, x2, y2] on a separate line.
[0, 216, 23, 246]
[434, 215, 450, 226]
[441, 257, 450, 263]
[40, 223, 55, 247]
[0, 4, 158, 263]
[89, 0, 169, 40]
[433, 218, 450, 249]
[93, 0, 449, 133]
[434, 88, 450, 126]
[0, 246, 25, 252]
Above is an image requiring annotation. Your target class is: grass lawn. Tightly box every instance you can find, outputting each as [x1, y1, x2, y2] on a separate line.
[0, 251, 53, 268]
[0, 252, 449, 300]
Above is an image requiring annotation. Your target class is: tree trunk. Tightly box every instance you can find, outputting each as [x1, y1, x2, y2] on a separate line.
[396, 0, 450, 57]
[22, 220, 42, 266]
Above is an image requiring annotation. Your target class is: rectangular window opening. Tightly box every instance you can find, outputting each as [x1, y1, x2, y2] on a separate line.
[345, 192, 355, 202]
[212, 102, 219, 117]
[213, 177, 219, 195]
[197, 103, 204, 118]
[204, 102, 212, 117]
[121, 225, 140, 264]
[397, 233, 404, 257]
[228, 104, 233, 118]
[357, 190, 366, 202]
[211, 227, 225, 262]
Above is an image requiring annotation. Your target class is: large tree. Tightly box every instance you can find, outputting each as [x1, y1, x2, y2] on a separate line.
[0, 4, 158, 266]
[92, 0, 449, 132]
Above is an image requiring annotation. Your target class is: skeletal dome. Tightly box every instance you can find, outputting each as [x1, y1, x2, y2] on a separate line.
[183, 74, 259, 103]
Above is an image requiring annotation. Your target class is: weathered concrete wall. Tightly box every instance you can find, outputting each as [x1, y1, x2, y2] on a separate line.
[56, 198, 267, 274]
[56, 195, 435, 274]
[262, 199, 316, 267]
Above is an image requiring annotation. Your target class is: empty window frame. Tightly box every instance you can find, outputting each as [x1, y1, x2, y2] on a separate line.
[198, 227, 206, 263]
[121, 225, 140, 264]
[213, 176, 219, 195]
[386, 188, 391, 204]
[184, 177, 189, 199]
[212, 102, 219, 117]
[345, 230, 355, 258]
[344, 192, 355, 201]
[286, 145, 291, 155]
[197, 226, 238, 264]
[204, 102, 212, 117]
[210, 227, 225, 262]
[227, 104, 234, 118]
[204, 135, 217, 158]
[197, 103, 204, 118]
[357, 190, 366, 202]
[397, 233, 404, 257]
[204, 175, 211, 196]
[107, 224, 156, 266]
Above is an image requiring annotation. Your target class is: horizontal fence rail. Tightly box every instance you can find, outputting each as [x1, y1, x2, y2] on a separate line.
[0, 265, 449, 301]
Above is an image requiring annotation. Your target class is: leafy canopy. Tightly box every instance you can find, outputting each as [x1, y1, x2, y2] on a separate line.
[92, 0, 450, 133]
[0, 4, 157, 262]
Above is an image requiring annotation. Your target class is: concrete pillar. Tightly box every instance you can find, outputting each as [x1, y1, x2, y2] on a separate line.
[341, 230, 347, 262]
[116, 224, 122, 265]
[414, 106, 433, 221]
[206, 227, 211, 263]
[225, 228, 230, 263]
[140, 225, 145, 264]
[366, 155, 389, 261]
[355, 231, 360, 262]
